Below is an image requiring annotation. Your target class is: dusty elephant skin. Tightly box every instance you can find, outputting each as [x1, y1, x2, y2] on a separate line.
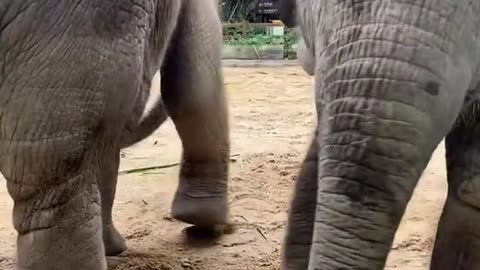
[280, 0, 480, 269]
[0, 0, 230, 269]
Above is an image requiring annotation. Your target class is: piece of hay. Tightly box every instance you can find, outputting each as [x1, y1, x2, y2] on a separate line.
[119, 154, 240, 175]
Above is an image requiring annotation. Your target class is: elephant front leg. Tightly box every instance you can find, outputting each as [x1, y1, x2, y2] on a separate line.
[431, 112, 480, 269]
[281, 133, 318, 269]
[160, 1, 230, 228]
[98, 145, 127, 256]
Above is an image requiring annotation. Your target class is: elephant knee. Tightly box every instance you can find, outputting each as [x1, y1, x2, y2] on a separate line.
[0, 134, 97, 233]
[12, 171, 101, 234]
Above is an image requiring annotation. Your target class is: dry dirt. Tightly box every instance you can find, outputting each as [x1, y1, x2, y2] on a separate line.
[0, 66, 448, 270]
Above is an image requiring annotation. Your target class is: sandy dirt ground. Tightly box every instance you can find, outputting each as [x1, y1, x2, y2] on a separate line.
[0, 66, 448, 269]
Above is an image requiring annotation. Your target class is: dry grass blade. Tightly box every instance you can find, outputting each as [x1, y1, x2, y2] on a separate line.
[237, 215, 268, 241]
[119, 154, 240, 175]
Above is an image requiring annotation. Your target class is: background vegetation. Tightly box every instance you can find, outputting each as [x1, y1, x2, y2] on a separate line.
[220, 0, 258, 22]
[219, 0, 298, 59]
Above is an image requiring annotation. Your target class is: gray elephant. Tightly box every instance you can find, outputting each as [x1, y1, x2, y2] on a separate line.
[280, 0, 480, 269]
[293, 29, 315, 77]
[0, 0, 230, 269]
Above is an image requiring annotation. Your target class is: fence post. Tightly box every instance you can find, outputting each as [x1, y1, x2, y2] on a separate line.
[241, 21, 247, 38]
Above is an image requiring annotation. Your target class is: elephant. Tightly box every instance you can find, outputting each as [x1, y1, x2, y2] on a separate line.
[279, 0, 480, 269]
[292, 29, 315, 76]
[121, 92, 169, 148]
[0, 0, 230, 269]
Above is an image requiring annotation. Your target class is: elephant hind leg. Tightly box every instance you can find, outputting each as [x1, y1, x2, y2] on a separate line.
[96, 140, 127, 256]
[281, 132, 318, 270]
[431, 100, 480, 269]
[160, 0, 229, 228]
[0, 136, 106, 270]
[0, 85, 122, 269]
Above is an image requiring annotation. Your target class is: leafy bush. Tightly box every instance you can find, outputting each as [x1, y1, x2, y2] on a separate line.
[224, 34, 284, 46]
[222, 23, 299, 59]
[283, 28, 297, 59]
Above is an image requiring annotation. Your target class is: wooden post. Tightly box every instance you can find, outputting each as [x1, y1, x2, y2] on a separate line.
[241, 21, 247, 38]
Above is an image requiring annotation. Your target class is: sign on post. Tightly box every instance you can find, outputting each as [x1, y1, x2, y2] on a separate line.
[256, 0, 279, 15]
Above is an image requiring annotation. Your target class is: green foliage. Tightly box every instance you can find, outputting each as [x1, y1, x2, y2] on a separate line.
[224, 34, 284, 46]
[283, 28, 297, 59]
[223, 25, 251, 41]
[222, 23, 299, 59]
[224, 27, 296, 44]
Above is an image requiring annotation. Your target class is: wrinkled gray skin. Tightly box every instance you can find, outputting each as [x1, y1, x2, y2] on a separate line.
[280, 0, 480, 269]
[0, 0, 230, 269]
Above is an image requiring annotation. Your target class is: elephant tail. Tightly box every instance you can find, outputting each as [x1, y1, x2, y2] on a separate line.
[120, 97, 169, 148]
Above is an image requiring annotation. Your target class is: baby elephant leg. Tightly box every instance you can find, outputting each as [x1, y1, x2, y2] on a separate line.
[282, 133, 318, 270]
[431, 110, 480, 269]
[97, 143, 127, 256]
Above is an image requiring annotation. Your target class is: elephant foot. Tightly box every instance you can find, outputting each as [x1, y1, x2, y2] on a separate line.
[103, 224, 127, 256]
[14, 183, 107, 270]
[171, 192, 229, 227]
